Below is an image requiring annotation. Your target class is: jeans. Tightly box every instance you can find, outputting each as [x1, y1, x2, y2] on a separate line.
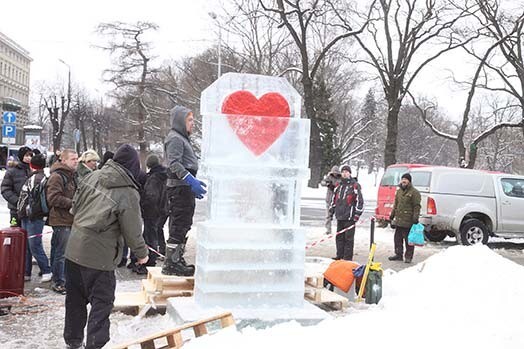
[51, 226, 71, 286]
[22, 218, 51, 276]
[64, 259, 115, 349]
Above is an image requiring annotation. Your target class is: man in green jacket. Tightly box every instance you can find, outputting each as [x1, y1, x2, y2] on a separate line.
[63, 144, 148, 349]
[388, 173, 421, 263]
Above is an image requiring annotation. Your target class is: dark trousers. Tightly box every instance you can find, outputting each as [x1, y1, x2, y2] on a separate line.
[143, 218, 159, 265]
[64, 259, 116, 349]
[335, 220, 356, 261]
[167, 186, 195, 244]
[394, 226, 414, 259]
[157, 214, 168, 254]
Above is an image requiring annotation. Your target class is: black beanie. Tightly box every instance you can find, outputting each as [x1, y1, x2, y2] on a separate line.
[18, 146, 33, 162]
[146, 154, 160, 168]
[402, 173, 412, 182]
[30, 154, 46, 170]
[340, 165, 352, 173]
[113, 144, 141, 180]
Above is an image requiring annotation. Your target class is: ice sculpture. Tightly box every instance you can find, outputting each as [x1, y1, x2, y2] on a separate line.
[195, 73, 311, 308]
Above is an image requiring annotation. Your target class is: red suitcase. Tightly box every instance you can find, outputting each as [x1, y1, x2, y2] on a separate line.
[0, 226, 27, 298]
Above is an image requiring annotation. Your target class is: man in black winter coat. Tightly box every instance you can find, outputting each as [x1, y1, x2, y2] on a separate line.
[134, 154, 168, 274]
[330, 165, 364, 261]
[1, 146, 33, 225]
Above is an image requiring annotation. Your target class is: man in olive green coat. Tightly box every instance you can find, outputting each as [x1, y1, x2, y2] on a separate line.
[388, 173, 421, 263]
[63, 144, 148, 349]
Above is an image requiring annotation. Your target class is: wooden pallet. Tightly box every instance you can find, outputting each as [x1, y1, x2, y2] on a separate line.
[304, 287, 349, 310]
[113, 312, 235, 349]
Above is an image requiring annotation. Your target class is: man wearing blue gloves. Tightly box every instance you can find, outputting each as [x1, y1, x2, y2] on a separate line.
[162, 105, 206, 276]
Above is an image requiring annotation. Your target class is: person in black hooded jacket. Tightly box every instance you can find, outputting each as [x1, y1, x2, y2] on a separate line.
[1, 146, 33, 225]
[133, 154, 168, 274]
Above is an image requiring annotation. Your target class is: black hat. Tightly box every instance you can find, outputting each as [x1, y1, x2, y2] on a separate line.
[30, 154, 46, 170]
[340, 165, 352, 173]
[18, 146, 33, 162]
[146, 154, 160, 169]
[401, 173, 412, 182]
[113, 144, 141, 180]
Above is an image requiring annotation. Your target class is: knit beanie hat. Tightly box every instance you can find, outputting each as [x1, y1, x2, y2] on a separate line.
[113, 144, 141, 180]
[330, 165, 341, 175]
[30, 154, 46, 170]
[18, 146, 33, 162]
[401, 173, 412, 182]
[340, 165, 352, 173]
[146, 154, 160, 169]
[79, 149, 100, 163]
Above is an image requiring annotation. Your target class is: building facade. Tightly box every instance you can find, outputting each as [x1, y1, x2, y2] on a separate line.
[0, 31, 31, 144]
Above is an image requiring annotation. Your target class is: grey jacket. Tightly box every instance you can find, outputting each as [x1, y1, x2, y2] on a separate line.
[65, 160, 148, 271]
[164, 106, 199, 187]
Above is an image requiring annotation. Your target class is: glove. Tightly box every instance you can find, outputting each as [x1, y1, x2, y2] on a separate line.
[183, 173, 207, 199]
[353, 215, 360, 222]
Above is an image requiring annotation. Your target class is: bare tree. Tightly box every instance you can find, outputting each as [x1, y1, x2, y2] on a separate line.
[43, 76, 71, 152]
[96, 21, 159, 162]
[350, 0, 479, 167]
[259, 0, 375, 186]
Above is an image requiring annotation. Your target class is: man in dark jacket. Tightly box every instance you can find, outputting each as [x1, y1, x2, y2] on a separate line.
[47, 149, 78, 294]
[321, 165, 341, 234]
[134, 154, 168, 275]
[389, 173, 421, 263]
[1, 146, 33, 225]
[64, 144, 148, 349]
[163, 105, 206, 276]
[330, 165, 364, 261]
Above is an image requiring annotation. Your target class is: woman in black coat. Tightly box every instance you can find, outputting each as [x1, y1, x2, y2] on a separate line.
[1, 146, 33, 226]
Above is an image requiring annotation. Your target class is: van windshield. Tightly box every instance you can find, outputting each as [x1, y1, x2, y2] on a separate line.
[412, 171, 431, 187]
[380, 166, 408, 186]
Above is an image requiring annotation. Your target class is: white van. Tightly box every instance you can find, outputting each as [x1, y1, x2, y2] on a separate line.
[409, 166, 524, 245]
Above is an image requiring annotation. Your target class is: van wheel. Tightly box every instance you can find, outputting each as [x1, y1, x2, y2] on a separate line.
[460, 219, 489, 245]
[377, 219, 388, 228]
[424, 230, 447, 242]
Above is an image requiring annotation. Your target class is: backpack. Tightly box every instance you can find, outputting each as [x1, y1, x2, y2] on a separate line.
[18, 171, 68, 220]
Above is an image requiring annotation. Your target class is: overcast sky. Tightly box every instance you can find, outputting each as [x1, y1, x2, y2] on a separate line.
[1, 0, 218, 98]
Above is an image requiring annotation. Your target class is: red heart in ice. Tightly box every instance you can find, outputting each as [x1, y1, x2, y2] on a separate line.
[221, 90, 291, 156]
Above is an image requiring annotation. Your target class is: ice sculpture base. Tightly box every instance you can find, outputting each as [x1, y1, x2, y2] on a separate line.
[166, 297, 331, 329]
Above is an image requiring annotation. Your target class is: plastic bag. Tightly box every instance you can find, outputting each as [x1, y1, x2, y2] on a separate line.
[408, 223, 425, 246]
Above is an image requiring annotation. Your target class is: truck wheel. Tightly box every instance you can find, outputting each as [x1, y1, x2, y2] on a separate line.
[424, 230, 447, 242]
[460, 219, 489, 245]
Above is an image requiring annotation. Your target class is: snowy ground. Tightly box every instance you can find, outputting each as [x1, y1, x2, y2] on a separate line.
[1, 168, 524, 348]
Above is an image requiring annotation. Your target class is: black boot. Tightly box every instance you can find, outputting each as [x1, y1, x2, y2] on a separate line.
[388, 255, 403, 261]
[161, 243, 195, 276]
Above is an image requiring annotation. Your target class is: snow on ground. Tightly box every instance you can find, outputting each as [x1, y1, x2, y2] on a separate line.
[183, 245, 524, 349]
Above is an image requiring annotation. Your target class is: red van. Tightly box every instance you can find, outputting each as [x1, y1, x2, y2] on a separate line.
[375, 164, 430, 226]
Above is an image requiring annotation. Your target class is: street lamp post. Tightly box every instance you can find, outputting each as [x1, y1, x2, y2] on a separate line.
[208, 12, 222, 78]
[58, 59, 78, 153]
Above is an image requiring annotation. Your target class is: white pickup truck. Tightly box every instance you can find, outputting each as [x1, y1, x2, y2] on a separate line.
[409, 166, 524, 245]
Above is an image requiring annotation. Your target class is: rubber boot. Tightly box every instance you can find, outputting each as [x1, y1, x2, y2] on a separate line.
[161, 243, 195, 276]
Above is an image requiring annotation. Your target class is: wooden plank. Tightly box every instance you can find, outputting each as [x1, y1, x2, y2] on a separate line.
[219, 314, 235, 328]
[306, 289, 349, 310]
[305, 274, 324, 289]
[193, 323, 208, 337]
[113, 312, 235, 349]
[304, 286, 323, 302]
[114, 292, 146, 308]
[166, 331, 183, 348]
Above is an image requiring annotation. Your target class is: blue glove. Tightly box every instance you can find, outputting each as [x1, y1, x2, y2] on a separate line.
[183, 173, 207, 199]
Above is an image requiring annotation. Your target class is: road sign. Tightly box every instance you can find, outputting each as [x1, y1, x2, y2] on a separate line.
[73, 128, 81, 143]
[2, 111, 17, 124]
[2, 124, 16, 139]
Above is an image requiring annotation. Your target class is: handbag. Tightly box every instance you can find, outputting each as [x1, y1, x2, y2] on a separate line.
[408, 223, 425, 246]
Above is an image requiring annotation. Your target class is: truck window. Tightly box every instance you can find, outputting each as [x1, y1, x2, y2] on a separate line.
[412, 171, 431, 187]
[380, 166, 408, 186]
[500, 178, 524, 198]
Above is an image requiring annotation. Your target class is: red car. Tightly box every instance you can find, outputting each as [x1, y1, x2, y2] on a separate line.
[375, 163, 430, 227]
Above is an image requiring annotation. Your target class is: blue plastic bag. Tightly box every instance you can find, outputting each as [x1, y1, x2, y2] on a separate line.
[408, 223, 425, 246]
